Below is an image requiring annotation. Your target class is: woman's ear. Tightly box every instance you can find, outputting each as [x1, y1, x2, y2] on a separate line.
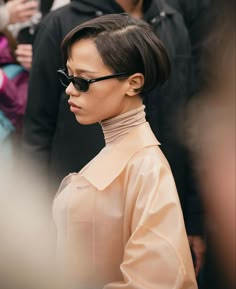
[126, 73, 144, 96]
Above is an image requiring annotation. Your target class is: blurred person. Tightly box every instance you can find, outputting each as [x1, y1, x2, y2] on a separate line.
[0, 0, 50, 169]
[1, 0, 40, 50]
[162, 0, 212, 279]
[15, 0, 70, 71]
[53, 14, 197, 289]
[0, 0, 63, 141]
[22, 0, 205, 277]
[0, 0, 69, 168]
[161, 0, 213, 280]
[185, 1, 235, 288]
[7, 0, 41, 44]
[0, 0, 38, 30]
[0, 0, 39, 76]
[0, 151, 69, 289]
[16, 0, 70, 45]
[0, 28, 29, 167]
[165, 0, 212, 93]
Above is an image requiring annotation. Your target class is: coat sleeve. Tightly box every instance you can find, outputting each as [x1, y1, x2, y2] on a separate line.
[104, 153, 198, 289]
[166, 0, 212, 92]
[22, 13, 63, 166]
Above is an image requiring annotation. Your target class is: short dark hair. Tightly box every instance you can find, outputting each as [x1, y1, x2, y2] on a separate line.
[61, 14, 170, 93]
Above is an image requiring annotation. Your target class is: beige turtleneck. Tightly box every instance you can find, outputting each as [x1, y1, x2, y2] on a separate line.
[100, 105, 146, 145]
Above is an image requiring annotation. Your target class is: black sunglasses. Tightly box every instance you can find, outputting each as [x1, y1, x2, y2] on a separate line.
[57, 69, 128, 92]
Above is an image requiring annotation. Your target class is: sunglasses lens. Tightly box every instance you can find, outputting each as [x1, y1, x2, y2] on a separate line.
[74, 78, 89, 92]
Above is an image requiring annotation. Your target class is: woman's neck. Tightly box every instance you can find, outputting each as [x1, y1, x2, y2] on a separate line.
[100, 105, 146, 145]
[115, 0, 144, 19]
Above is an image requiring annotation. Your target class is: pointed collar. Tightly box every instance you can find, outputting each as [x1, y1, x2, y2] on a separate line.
[78, 122, 160, 191]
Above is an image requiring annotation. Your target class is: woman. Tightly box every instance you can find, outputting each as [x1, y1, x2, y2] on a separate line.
[53, 14, 197, 289]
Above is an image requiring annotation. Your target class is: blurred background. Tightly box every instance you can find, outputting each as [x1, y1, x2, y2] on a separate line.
[0, 0, 235, 288]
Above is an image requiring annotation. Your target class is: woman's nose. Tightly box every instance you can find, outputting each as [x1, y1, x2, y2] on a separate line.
[65, 82, 80, 96]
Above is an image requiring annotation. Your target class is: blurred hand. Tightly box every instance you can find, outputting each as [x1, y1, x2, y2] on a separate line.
[188, 235, 206, 277]
[15, 44, 33, 70]
[6, 0, 38, 24]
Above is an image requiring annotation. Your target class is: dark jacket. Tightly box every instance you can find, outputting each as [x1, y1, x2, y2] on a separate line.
[22, 0, 202, 234]
[166, 0, 212, 93]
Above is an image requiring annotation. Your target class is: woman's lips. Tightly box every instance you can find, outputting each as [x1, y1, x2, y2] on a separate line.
[68, 101, 82, 113]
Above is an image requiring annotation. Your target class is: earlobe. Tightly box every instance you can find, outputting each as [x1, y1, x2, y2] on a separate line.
[126, 73, 144, 96]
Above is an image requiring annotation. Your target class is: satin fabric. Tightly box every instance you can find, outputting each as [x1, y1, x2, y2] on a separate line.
[53, 122, 197, 289]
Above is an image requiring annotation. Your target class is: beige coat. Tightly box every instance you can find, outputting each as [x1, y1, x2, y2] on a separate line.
[53, 122, 197, 289]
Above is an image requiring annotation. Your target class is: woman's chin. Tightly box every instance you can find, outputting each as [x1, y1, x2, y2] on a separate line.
[75, 115, 96, 125]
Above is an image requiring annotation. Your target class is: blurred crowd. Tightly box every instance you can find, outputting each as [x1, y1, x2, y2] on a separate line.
[0, 0, 235, 288]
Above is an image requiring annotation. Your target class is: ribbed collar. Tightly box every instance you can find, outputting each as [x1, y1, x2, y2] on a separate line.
[101, 105, 146, 146]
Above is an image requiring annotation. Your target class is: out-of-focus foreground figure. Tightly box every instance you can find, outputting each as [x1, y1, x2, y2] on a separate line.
[185, 1, 235, 288]
[0, 157, 69, 289]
